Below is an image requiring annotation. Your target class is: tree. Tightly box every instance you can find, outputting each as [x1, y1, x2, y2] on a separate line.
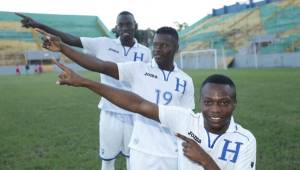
[174, 21, 188, 31]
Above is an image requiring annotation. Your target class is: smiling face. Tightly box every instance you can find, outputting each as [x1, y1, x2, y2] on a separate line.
[200, 82, 236, 134]
[152, 33, 178, 70]
[115, 13, 137, 47]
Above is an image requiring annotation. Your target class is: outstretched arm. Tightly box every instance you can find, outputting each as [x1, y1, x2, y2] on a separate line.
[54, 60, 159, 121]
[38, 29, 118, 79]
[176, 133, 220, 170]
[15, 13, 82, 47]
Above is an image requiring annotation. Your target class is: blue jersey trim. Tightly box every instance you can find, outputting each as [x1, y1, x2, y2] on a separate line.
[234, 125, 250, 141]
[123, 46, 133, 56]
[206, 130, 222, 148]
[160, 69, 172, 81]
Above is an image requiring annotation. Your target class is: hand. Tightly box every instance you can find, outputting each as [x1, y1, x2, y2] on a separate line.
[53, 59, 86, 87]
[35, 29, 62, 52]
[15, 12, 40, 28]
[176, 133, 212, 166]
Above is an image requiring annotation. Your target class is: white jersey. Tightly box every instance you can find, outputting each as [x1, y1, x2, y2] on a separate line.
[80, 37, 151, 114]
[118, 59, 195, 157]
[159, 105, 256, 170]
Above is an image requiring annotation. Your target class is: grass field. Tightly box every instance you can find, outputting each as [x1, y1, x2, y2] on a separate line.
[1, 68, 300, 170]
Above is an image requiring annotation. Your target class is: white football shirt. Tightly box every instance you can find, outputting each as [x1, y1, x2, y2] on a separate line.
[80, 37, 151, 114]
[118, 59, 195, 157]
[159, 105, 256, 170]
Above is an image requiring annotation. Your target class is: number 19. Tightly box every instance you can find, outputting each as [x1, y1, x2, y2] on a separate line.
[155, 89, 172, 105]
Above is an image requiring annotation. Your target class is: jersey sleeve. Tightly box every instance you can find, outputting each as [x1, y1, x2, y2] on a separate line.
[80, 37, 105, 55]
[234, 135, 256, 170]
[181, 77, 195, 109]
[158, 105, 190, 133]
[117, 62, 142, 84]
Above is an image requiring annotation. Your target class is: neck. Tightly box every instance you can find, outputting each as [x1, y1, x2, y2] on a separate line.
[204, 122, 230, 135]
[121, 39, 135, 47]
[159, 63, 174, 71]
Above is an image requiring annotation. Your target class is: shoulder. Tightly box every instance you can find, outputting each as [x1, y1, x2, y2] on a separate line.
[177, 68, 192, 79]
[176, 69, 194, 84]
[137, 43, 151, 52]
[234, 123, 256, 144]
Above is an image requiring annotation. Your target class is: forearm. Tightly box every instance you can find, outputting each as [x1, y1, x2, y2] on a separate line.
[82, 79, 159, 121]
[38, 24, 82, 47]
[60, 43, 118, 79]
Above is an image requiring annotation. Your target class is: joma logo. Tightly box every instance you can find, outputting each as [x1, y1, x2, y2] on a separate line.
[188, 131, 201, 144]
[144, 72, 158, 79]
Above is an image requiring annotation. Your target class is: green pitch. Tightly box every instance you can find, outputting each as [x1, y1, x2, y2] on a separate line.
[1, 68, 299, 169]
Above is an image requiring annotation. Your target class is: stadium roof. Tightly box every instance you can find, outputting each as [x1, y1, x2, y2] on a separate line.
[0, 11, 114, 42]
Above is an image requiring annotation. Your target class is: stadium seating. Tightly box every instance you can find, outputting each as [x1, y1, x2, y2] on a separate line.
[179, 0, 300, 65]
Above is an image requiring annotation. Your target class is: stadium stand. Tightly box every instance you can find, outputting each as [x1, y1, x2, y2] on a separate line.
[0, 11, 113, 74]
[178, 0, 300, 68]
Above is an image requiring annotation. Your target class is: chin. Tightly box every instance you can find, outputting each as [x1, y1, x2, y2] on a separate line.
[154, 57, 160, 62]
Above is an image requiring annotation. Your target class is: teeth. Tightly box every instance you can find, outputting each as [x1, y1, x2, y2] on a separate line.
[211, 117, 220, 120]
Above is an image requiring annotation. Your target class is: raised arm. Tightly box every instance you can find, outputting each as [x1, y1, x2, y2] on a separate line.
[54, 60, 159, 121]
[15, 13, 82, 47]
[38, 29, 118, 79]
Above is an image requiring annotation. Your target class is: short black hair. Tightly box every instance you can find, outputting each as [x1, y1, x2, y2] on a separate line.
[200, 74, 236, 101]
[156, 27, 179, 43]
[118, 11, 134, 17]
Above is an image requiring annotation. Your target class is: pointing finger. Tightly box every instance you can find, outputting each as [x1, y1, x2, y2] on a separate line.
[176, 133, 190, 142]
[34, 28, 51, 39]
[57, 79, 69, 86]
[15, 12, 28, 19]
[52, 59, 69, 72]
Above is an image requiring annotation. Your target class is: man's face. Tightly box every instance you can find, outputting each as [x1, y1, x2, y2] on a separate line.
[200, 83, 236, 134]
[152, 33, 178, 68]
[116, 14, 136, 45]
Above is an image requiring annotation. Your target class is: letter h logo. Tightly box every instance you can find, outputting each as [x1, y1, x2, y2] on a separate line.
[175, 77, 186, 94]
[218, 139, 243, 163]
[134, 52, 144, 61]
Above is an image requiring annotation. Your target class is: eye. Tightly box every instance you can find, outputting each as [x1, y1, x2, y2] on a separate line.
[124, 22, 134, 28]
[219, 100, 231, 106]
[153, 43, 167, 49]
[161, 43, 168, 48]
[204, 100, 213, 106]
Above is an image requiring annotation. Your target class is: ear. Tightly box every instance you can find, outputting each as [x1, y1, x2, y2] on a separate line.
[233, 100, 237, 109]
[135, 22, 138, 30]
[112, 26, 119, 38]
[175, 43, 179, 52]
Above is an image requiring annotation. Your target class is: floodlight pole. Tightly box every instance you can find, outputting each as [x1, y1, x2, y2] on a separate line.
[214, 50, 217, 69]
[180, 52, 183, 69]
[253, 43, 258, 69]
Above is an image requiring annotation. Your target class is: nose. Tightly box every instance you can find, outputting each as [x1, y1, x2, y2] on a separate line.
[210, 103, 221, 113]
[153, 45, 160, 53]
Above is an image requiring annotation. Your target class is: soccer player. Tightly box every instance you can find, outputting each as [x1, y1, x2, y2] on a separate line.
[53, 61, 257, 170]
[16, 11, 151, 170]
[39, 27, 195, 170]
